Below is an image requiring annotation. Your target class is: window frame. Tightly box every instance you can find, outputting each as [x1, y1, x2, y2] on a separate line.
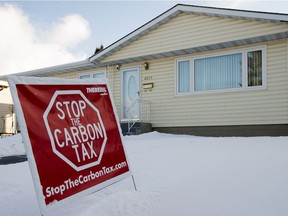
[78, 71, 106, 79]
[176, 59, 191, 94]
[175, 45, 266, 95]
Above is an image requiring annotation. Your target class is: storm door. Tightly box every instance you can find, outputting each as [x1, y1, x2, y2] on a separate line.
[121, 68, 140, 120]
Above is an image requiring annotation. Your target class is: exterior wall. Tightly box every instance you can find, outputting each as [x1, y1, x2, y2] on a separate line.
[140, 40, 288, 128]
[0, 87, 13, 104]
[155, 124, 288, 137]
[104, 13, 288, 62]
[53, 40, 288, 129]
[52, 66, 122, 117]
[50, 12, 288, 131]
[0, 87, 15, 134]
[0, 103, 14, 134]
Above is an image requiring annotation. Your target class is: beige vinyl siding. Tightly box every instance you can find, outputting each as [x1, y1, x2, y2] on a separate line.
[50, 67, 122, 117]
[139, 40, 288, 127]
[104, 13, 288, 62]
[113, 68, 121, 118]
[53, 72, 80, 79]
[50, 67, 106, 79]
[48, 16, 288, 128]
[49, 41, 288, 127]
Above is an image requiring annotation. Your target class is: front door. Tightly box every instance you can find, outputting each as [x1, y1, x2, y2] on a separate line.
[122, 68, 140, 120]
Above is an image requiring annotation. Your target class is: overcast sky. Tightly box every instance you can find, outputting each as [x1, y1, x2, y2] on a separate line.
[1, 0, 288, 76]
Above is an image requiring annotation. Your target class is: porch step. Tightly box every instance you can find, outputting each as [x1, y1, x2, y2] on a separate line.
[120, 122, 152, 135]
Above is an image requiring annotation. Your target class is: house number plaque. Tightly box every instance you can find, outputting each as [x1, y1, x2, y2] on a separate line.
[144, 76, 152, 81]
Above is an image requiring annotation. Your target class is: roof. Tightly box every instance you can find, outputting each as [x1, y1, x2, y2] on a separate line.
[1, 4, 288, 80]
[89, 4, 288, 65]
[0, 59, 96, 81]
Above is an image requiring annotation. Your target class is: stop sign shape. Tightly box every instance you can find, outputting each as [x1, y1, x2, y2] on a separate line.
[43, 90, 107, 171]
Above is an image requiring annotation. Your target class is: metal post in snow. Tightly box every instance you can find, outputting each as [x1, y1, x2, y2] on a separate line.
[131, 175, 138, 191]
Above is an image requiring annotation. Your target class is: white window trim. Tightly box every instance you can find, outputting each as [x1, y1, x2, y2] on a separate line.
[244, 46, 267, 90]
[175, 45, 267, 96]
[78, 71, 106, 79]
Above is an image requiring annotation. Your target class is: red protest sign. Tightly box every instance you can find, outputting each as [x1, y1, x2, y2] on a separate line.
[8, 77, 131, 215]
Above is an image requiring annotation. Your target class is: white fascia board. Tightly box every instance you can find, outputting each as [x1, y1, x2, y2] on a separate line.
[179, 5, 288, 22]
[0, 59, 92, 80]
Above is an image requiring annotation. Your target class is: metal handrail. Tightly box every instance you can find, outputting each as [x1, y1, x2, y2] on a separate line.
[126, 99, 150, 134]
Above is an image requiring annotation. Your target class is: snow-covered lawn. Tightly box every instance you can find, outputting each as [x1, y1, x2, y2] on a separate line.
[1, 132, 288, 216]
[0, 134, 25, 157]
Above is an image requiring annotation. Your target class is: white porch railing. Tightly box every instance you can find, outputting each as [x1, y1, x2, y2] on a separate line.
[126, 99, 150, 134]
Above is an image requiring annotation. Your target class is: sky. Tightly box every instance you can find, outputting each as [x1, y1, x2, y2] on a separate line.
[1, 0, 288, 76]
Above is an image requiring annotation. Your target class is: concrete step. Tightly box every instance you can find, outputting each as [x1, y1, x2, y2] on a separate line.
[120, 122, 152, 135]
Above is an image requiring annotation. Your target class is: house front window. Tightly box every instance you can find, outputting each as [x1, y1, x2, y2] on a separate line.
[247, 50, 263, 87]
[176, 46, 266, 94]
[194, 53, 242, 91]
[79, 74, 91, 79]
[79, 72, 106, 79]
[177, 60, 190, 93]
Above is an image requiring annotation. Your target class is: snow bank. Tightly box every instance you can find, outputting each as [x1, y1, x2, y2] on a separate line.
[0, 134, 25, 157]
[1, 132, 288, 216]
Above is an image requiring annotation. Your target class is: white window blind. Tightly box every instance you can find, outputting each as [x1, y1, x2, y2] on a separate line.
[177, 60, 190, 93]
[79, 72, 105, 79]
[176, 46, 265, 95]
[194, 53, 242, 91]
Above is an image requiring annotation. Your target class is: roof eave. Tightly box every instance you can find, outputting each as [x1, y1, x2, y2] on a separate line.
[178, 4, 288, 22]
[89, 5, 181, 63]
[97, 31, 288, 67]
[0, 59, 95, 81]
[89, 4, 288, 64]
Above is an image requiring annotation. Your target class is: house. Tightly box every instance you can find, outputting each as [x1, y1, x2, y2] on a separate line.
[1, 4, 288, 136]
[0, 81, 16, 135]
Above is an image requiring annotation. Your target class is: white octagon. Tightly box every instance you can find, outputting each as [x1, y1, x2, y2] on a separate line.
[43, 90, 107, 171]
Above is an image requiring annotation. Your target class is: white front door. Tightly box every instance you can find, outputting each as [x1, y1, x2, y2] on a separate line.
[122, 68, 140, 120]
